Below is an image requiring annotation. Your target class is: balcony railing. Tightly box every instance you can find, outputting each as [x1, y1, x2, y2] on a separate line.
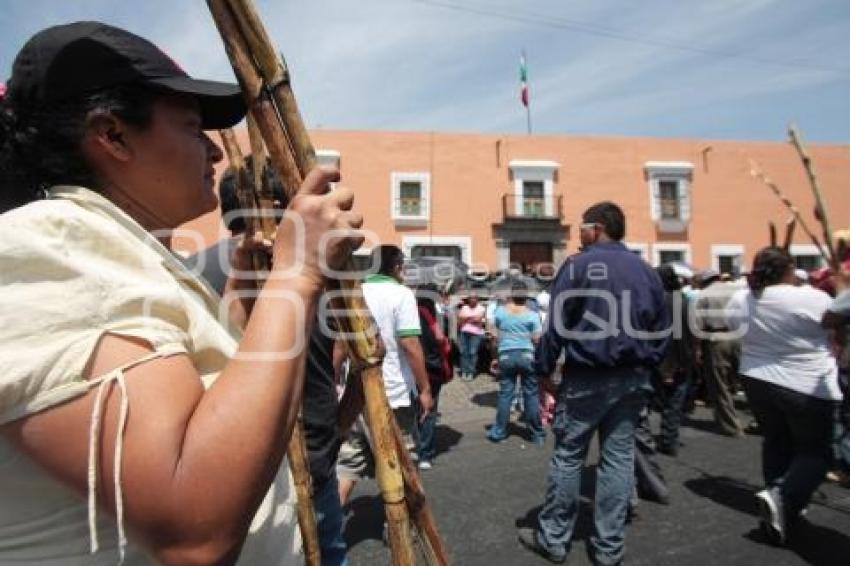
[392, 197, 428, 219]
[502, 193, 563, 219]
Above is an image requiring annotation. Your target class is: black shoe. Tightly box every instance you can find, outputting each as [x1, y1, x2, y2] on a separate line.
[517, 528, 567, 564]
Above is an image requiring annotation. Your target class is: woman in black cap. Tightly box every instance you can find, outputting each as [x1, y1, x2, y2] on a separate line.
[0, 22, 362, 565]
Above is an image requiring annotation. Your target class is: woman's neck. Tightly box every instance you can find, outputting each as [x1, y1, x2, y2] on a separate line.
[101, 184, 174, 248]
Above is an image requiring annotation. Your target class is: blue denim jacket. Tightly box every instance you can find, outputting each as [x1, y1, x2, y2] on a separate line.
[535, 241, 671, 375]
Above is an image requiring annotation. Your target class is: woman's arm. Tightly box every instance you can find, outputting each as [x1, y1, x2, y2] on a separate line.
[2, 167, 362, 565]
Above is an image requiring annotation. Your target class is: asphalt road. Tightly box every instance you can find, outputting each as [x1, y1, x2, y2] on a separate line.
[344, 376, 850, 566]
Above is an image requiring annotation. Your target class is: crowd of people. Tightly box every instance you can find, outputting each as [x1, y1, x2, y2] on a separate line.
[0, 20, 848, 566]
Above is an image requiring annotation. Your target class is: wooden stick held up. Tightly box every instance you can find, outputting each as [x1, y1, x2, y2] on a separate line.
[788, 125, 840, 270]
[782, 217, 797, 252]
[749, 158, 830, 261]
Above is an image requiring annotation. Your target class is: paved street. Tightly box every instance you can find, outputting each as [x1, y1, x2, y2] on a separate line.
[345, 375, 850, 565]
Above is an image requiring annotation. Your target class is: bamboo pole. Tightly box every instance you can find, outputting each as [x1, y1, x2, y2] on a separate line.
[217, 126, 321, 566]
[749, 159, 830, 261]
[788, 125, 840, 271]
[782, 217, 797, 252]
[206, 1, 449, 564]
[389, 415, 451, 566]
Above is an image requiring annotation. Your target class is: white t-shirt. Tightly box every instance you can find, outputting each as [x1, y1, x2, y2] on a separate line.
[361, 275, 422, 408]
[726, 284, 840, 400]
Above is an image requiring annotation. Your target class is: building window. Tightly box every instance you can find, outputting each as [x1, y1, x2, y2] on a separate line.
[718, 255, 738, 275]
[522, 180, 545, 217]
[789, 245, 825, 273]
[653, 243, 692, 267]
[711, 245, 744, 277]
[659, 180, 680, 220]
[508, 160, 560, 219]
[795, 255, 823, 272]
[391, 172, 430, 226]
[411, 244, 462, 261]
[645, 161, 693, 233]
[659, 250, 684, 265]
[402, 236, 472, 266]
[399, 181, 423, 216]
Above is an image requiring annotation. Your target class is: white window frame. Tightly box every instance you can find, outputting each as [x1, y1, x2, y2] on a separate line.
[391, 172, 430, 226]
[645, 161, 693, 233]
[509, 160, 559, 218]
[711, 244, 745, 275]
[624, 242, 649, 262]
[789, 244, 826, 269]
[652, 242, 692, 267]
[401, 235, 472, 266]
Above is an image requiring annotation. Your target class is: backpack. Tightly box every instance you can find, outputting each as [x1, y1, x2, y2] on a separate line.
[418, 305, 453, 384]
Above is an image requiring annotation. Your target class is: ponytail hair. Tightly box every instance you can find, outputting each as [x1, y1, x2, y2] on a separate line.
[748, 246, 794, 297]
[0, 84, 160, 214]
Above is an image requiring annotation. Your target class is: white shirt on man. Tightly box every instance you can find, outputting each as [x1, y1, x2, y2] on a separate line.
[361, 274, 422, 408]
[726, 284, 840, 401]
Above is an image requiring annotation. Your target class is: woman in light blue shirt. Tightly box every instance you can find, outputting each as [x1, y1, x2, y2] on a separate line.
[488, 281, 544, 444]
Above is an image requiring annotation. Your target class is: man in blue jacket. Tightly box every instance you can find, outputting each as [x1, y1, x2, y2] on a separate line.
[518, 201, 670, 565]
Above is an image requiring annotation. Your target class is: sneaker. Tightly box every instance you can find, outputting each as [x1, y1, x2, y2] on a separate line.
[517, 528, 567, 564]
[756, 488, 786, 545]
[418, 460, 432, 470]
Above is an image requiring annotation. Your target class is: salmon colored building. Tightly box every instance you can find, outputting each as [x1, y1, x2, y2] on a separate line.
[178, 129, 850, 276]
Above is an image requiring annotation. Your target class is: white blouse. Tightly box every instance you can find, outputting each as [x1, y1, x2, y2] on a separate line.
[0, 186, 300, 564]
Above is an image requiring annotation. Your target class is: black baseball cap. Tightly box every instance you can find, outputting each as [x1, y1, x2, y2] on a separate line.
[6, 21, 246, 129]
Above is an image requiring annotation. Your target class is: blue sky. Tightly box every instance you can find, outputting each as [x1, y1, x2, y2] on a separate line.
[2, 0, 849, 142]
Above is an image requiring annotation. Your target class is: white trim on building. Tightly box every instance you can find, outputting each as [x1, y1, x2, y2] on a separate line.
[401, 235, 473, 265]
[652, 242, 692, 266]
[315, 149, 341, 168]
[390, 171, 430, 226]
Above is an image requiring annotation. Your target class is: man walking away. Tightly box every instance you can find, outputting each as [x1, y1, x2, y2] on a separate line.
[518, 201, 670, 565]
[696, 269, 744, 436]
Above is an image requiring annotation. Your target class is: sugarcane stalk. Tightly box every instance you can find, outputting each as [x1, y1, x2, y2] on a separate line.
[749, 159, 830, 261]
[389, 414, 451, 566]
[206, 1, 449, 564]
[788, 125, 840, 271]
[217, 123, 322, 566]
[286, 417, 321, 566]
[782, 217, 797, 252]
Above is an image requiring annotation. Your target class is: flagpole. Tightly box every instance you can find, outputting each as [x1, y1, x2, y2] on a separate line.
[526, 100, 532, 136]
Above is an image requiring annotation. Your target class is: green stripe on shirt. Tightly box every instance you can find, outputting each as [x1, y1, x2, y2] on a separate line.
[397, 328, 421, 337]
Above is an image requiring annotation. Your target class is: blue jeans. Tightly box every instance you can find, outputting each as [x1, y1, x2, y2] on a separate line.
[489, 350, 544, 443]
[538, 368, 650, 565]
[459, 331, 483, 376]
[313, 473, 348, 566]
[417, 380, 443, 463]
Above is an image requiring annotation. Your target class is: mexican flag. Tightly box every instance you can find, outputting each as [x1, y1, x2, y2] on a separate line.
[519, 53, 529, 107]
